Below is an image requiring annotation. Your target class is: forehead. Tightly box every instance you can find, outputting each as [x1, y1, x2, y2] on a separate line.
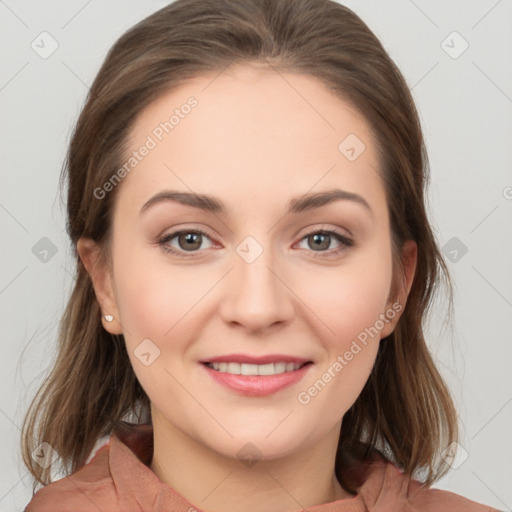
[116, 63, 385, 220]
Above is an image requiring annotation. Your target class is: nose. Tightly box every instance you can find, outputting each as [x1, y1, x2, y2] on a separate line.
[219, 243, 295, 334]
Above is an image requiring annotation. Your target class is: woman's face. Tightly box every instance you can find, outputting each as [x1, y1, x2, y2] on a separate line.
[80, 63, 415, 461]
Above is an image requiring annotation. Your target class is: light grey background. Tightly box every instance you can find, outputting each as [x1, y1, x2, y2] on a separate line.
[1, 1, 511, 510]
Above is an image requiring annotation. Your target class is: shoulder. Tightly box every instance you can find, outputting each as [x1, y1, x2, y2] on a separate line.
[385, 462, 499, 512]
[357, 458, 500, 512]
[24, 442, 119, 512]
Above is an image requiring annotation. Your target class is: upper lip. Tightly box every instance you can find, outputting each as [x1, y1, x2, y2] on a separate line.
[200, 354, 312, 365]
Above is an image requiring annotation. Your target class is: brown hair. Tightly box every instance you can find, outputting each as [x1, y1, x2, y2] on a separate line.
[21, 0, 457, 496]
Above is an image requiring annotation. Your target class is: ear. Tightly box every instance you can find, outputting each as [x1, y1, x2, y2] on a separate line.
[76, 237, 123, 335]
[379, 239, 417, 339]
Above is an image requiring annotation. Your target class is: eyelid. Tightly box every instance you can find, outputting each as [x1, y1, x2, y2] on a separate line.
[298, 224, 351, 241]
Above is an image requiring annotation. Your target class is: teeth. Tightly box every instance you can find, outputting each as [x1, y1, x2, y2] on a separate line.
[207, 362, 304, 375]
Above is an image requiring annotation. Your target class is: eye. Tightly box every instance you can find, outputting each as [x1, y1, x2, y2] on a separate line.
[157, 227, 354, 259]
[158, 229, 214, 258]
[295, 229, 353, 257]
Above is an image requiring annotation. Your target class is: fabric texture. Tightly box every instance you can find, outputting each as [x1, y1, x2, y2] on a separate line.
[24, 424, 499, 512]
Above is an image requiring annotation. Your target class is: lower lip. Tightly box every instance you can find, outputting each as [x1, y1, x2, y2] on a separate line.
[200, 362, 313, 397]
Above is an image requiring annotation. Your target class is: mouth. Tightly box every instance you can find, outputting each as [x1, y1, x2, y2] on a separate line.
[201, 361, 313, 376]
[199, 360, 314, 396]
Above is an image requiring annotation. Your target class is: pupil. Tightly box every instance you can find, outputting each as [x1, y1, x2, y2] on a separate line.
[312, 233, 329, 250]
[181, 232, 200, 250]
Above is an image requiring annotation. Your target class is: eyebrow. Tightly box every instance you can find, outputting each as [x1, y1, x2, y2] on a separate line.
[139, 188, 373, 218]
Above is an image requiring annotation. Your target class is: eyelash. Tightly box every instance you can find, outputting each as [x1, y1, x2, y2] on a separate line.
[157, 227, 354, 259]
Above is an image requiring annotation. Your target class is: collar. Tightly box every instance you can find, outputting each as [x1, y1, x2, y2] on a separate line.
[108, 423, 393, 512]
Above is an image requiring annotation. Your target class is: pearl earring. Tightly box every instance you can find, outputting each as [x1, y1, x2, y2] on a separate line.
[104, 314, 114, 322]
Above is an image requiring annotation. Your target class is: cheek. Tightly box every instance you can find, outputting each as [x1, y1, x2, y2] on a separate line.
[295, 252, 392, 340]
[112, 257, 201, 401]
[112, 245, 212, 341]
[295, 269, 386, 420]
[111, 251, 220, 398]
[300, 251, 392, 410]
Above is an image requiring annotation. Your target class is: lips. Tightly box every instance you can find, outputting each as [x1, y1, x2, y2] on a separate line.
[200, 353, 312, 365]
[198, 353, 314, 396]
[200, 359, 313, 396]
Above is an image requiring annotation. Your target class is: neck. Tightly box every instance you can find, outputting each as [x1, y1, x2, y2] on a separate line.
[149, 408, 355, 512]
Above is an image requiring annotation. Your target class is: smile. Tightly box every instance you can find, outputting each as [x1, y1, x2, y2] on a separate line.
[204, 361, 309, 375]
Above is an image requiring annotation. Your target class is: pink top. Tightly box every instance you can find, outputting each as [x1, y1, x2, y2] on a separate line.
[25, 424, 499, 512]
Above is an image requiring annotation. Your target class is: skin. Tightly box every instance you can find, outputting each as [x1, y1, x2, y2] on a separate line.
[78, 63, 417, 512]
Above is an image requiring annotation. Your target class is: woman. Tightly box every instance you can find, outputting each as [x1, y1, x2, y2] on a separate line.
[21, 0, 500, 510]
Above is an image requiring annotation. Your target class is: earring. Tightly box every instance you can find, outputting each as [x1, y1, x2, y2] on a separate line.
[104, 314, 114, 322]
